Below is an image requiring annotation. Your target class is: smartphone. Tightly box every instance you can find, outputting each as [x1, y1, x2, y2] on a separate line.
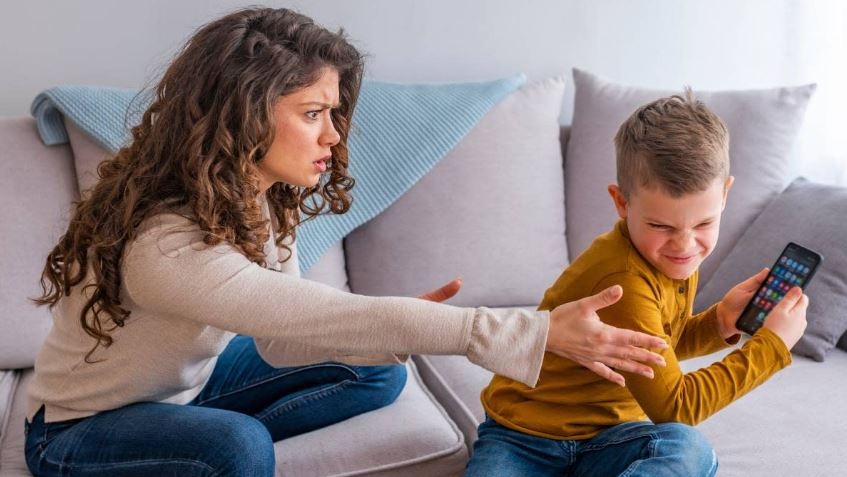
[735, 242, 823, 335]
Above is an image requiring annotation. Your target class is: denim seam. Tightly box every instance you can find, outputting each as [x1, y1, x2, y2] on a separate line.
[255, 379, 351, 423]
[617, 432, 660, 477]
[578, 431, 659, 453]
[194, 362, 358, 406]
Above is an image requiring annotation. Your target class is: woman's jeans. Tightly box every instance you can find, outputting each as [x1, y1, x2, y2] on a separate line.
[24, 335, 407, 477]
[466, 417, 718, 477]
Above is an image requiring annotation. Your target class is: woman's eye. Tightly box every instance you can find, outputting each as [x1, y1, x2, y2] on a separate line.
[306, 111, 320, 120]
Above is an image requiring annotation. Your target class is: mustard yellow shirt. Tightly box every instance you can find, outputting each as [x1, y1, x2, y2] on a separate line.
[482, 219, 792, 440]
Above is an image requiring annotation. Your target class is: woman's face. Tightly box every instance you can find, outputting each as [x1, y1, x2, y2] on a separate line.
[258, 67, 341, 192]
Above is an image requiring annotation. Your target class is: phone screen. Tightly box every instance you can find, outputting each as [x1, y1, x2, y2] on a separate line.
[735, 242, 822, 335]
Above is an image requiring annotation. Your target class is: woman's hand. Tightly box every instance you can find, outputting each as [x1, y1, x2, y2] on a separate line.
[546, 285, 668, 386]
[418, 278, 462, 302]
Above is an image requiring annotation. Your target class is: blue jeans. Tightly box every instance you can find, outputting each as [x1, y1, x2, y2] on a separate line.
[466, 417, 717, 477]
[24, 335, 407, 477]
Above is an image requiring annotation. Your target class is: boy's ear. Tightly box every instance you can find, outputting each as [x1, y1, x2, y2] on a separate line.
[608, 184, 628, 218]
[722, 176, 735, 210]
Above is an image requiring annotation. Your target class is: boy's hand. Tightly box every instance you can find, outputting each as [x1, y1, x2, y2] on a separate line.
[716, 268, 770, 339]
[546, 285, 668, 386]
[761, 286, 808, 349]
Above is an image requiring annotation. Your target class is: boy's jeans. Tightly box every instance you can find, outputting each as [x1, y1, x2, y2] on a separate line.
[466, 417, 717, 477]
[24, 335, 407, 477]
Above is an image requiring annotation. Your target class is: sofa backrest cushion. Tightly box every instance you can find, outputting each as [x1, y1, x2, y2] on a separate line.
[345, 77, 569, 307]
[0, 118, 78, 369]
[564, 68, 815, 287]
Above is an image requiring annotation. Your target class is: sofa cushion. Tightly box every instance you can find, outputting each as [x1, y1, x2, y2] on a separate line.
[345, 77, 569, 307]
[0, 119, 78, 370]
[273, 360, 467, 476]
[695, 178, 847, 361]
[564, 68, 815, 286]
[301, 241, 350, 291]
[679, 347, 847, 477]
[0, 370, 28, 476]
[413, 355, 492, 451]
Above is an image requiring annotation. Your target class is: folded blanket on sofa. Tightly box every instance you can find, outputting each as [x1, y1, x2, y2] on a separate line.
[31, 75, 525, 272]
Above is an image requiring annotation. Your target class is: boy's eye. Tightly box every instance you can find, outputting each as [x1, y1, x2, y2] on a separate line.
[696, 221, 714, 228]
[648, 223, 669, 230]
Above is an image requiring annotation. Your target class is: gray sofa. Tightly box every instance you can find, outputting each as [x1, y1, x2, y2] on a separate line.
[2, 70, 847, 476]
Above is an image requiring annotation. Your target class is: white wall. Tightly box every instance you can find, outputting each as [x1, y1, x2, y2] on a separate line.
[2, 0, 844, 181]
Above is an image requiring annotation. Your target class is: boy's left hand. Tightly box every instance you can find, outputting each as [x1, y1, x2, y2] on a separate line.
[716, 268, 769, 339]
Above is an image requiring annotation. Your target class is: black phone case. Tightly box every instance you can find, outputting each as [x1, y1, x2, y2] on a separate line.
[735, 242, 823, 335]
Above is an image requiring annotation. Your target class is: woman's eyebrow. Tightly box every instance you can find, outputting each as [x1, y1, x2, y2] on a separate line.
[299, 101, 339, 108]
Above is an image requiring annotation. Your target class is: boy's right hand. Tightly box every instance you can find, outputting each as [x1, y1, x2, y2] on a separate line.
[762, 286, 809, 350]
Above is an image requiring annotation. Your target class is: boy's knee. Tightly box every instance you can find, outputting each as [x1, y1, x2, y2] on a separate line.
[657, 423, 716, 474]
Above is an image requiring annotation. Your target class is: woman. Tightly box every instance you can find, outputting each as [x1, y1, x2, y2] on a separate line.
[25, 7, 667, 476]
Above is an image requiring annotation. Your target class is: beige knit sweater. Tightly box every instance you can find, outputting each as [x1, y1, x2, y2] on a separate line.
[28, 211, 549, 423]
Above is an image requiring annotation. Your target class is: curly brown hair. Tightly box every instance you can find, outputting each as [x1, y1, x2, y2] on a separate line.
[35, 7, 362, 360]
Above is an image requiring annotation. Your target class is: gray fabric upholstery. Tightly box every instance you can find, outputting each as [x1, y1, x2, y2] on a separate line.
[302, 241, 351, 292]
[695, 178, 847, 361]
[0, 119, 78, 370]
[274, 361, 467, 476]
[681, 346, 847, 477]
[564, 68, 815, 286]
[346, 78, 569, 307]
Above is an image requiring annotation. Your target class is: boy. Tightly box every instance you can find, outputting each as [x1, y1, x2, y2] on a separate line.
[466, 90, 808, 477]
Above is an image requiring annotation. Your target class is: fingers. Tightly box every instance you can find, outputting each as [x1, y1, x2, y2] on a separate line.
[578, 285, 623, 312]
[579, 360, 626, 387]
[611, 326, 669, 350]
[776, 286, 808, 313]
[417, 278, 462, 302]
[740, 268, 769, 292]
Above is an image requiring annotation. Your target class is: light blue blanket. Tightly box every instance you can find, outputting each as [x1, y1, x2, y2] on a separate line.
[31, 75, 525, 272]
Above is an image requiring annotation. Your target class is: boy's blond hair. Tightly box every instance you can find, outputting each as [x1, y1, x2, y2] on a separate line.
[614, 88, 730, 198]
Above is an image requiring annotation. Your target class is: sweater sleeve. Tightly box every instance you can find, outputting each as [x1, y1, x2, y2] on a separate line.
[593, 272, 792, 425]
[674, 304, 739, 360]
[122, 214, 548, 386]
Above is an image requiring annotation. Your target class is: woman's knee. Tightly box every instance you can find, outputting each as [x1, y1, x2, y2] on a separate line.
[358, 364, 407, 407]
[211, 412, 276, 476]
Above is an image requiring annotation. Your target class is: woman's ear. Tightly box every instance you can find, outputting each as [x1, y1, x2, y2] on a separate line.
[608, 184, 628, 219]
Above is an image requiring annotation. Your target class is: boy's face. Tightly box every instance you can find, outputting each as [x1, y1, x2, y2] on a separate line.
[608, 177, 734, 280]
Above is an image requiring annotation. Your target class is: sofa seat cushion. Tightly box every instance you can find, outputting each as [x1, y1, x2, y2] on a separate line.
[274, 360, 467, 476]
[0, 361, 467, 477]
[680, 347, 847, 477]
[412, 355, 492, 451]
